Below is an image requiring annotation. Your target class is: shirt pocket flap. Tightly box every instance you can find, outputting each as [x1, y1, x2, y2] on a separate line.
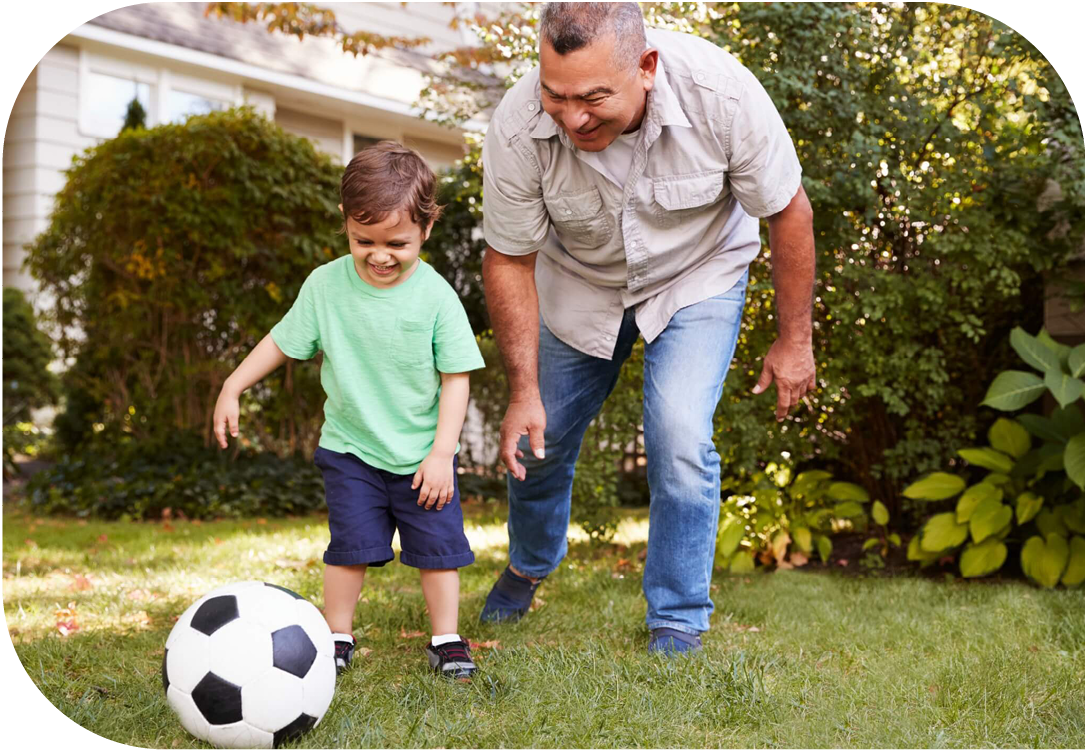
[546, 187, 605, 221]
[653, 170, 725, 211]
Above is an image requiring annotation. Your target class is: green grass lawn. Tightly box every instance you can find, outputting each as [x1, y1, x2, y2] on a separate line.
[4, 500, 1085, 748]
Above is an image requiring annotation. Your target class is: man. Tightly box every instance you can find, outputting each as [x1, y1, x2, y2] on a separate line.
[479, 2, 815, 654]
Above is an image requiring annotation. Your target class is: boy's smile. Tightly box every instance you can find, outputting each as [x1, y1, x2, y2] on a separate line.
[341, 208, 432, 289]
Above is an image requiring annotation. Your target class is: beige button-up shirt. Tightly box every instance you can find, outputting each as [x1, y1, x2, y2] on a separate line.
[482, 28, 802, 360]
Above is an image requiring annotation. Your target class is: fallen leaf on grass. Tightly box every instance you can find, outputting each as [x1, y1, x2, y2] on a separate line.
[399, 628, 426, 639]
[469, 640, 501, 650]
[121, 610, 152, 630]
[97, 534, 108, 544]
[928, 684, 938, 694]
[57, 621, 79, 637]
[25, 539, 37, 549]
[529, 596, 546, 611]
[614, 558, 632, 573]
[256, 518, 268, 525]
[1028, 645, 1039, 653]
[790, 552, 809, 567]
[161, 522, 174, 533]
[70, 575, 94, 591]
[357, 647, 372, 657]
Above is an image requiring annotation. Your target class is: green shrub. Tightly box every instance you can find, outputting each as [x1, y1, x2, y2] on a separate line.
[904, 327, 1085, 587]
[2, 288, 60, 474]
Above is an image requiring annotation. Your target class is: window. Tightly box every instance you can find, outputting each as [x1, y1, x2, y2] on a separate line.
[84, 72, 152, 137]
[168, 90, 227, 123]
[353, 134, 382, 154]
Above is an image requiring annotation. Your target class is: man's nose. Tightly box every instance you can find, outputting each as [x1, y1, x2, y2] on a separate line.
[563, 106, 591, 132]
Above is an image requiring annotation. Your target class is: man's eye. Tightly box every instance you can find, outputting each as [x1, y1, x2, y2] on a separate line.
[585, 98, 605, 105]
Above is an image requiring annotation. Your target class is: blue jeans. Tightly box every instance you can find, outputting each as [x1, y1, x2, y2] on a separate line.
[508, 269, 748, 635]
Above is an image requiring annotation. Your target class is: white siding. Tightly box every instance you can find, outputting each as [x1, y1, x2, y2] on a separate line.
[3, 44, 90, 295]
[275, 106, 345, 162]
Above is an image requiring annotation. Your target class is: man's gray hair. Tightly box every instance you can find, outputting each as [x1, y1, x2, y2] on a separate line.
[538, 3, 647, 71]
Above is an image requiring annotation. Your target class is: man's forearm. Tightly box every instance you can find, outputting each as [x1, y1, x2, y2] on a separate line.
[482, 247, 541, 400]
[766, 187, 816, 343]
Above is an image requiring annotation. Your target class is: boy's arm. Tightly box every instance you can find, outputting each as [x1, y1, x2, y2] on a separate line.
[213, 333, 290, 448]
[431, 371, 471, 457]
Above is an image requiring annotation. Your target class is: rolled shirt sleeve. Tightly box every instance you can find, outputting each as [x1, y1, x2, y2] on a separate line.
[727, 73, 803, 218]
[481, 121, 552, 256]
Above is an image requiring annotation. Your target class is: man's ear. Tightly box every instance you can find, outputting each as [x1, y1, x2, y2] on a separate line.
[640, 48, 659, 92]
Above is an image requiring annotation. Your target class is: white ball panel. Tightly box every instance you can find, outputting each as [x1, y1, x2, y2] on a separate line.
[241, 668, 304, 734]
[167, 685, 210, 742]
[205, 720, 274, 750]
[294, 599, 334, 659]
[208, 619, 273, 688]
[236, 585, 299, 633]
[300, 653, 336, 720]
[166, 627, 211, 694]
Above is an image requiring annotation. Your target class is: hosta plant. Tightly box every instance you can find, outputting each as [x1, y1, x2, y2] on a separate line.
[903, 327, 1085, 587]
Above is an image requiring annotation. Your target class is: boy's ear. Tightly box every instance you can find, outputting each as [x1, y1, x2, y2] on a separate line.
[338, 203, 344, 214]
[423, 220, 434, 243]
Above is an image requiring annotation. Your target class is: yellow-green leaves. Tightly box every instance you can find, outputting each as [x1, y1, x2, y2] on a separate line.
[1021, 534, 1069, 589]
[904, 473, 966, 501]
[1015, 492, 1044, 525]
[1064, 433, 1085, 490]
[969, 498, 1012, 544]
[987, 418, 1031, 458]
[1063, 536, 1085, 587]
[960, 539, 1008, 578]
[872, 500, 890, 526]
[827, 482, 870, 503]
[920, 513, 969, 552]
[981, 371, 1045, 411]
[957, 447, 1014, 474]
[956, 483, 1002, 523]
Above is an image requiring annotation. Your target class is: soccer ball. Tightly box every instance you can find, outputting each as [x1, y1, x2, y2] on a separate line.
[162, 581, 335, 748]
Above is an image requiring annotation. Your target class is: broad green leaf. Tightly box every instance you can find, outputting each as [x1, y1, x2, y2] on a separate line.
[987, 418, 1031, 459]
[862, 538, 880, 552]
[1010, 326, 1061, 373]
[827, 482, 870, 503]
[833, 501, 866, 519]
[907, 534, 941, 563]
[1036, 508, 1069, 538]
[717, 516, 745, 559]
[1017, 414, 1068, 444]
[969, 498, 1012, 544]
[957, 447, 1014, 474]
[1063, 536, 1085, 587]
[960, 538, 1008, 578]
[903, 472, 966, 501]
[920, 512, 969, 552]
[1070, 343, 1085, 378]
[1065, 433, 1085, 490]
[1021, 534, 1069, 588]
[957, 483, 1002, 524]
[888, 532, 902, 546]
[816, 535, 832, 563]
[981, 371, 1045, 411]
[729, 550, 756, 573]
[1038, 329, 1073, 367]
[982, 472, 1012, 487]
[1015, 492, 1044, 525]
[1044, 369, 1085, 409]
[792, 526, 813, 554]
[872, 500, 890, 526]
[1063, 499, 1085, 534]
[1051, 405, 1085, 440]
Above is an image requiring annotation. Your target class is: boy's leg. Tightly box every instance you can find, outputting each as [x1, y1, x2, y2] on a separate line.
[323, 563, 367, 634]
[641, 271, 748, 648]
[419, 568, 459, 635]
[484, 312, 639, 621]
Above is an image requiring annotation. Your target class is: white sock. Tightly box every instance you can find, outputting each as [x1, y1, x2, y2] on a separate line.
[332, 632, 354, 643]
[431, 633, 462, 647]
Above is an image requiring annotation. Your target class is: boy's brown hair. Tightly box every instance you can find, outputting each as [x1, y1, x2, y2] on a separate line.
[340, 140, 443, 231]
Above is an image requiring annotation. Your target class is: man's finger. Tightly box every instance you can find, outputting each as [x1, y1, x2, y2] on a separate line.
[776, 385, 791, 420]
[752, 361, 774, 395]
[527, 424, 546, 460]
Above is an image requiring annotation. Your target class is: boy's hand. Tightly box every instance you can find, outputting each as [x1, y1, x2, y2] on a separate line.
[412, 451, 455, 511]
[212, 386, 241, 449]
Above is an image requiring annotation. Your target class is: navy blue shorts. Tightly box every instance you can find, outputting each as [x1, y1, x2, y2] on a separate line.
[313, 446, 474, 569]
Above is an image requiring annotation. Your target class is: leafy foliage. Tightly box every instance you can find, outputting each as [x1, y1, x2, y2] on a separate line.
[121, 96, 146, 132]
[3, 288, 60, 474]
[26, 108, 340, 457]
[904, 328, 1085, 587]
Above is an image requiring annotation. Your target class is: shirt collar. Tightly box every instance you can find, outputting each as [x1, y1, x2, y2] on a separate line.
[529, 54, 690, 141]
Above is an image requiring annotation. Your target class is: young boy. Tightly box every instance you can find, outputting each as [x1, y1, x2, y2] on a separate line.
[211, 141, 485, 680]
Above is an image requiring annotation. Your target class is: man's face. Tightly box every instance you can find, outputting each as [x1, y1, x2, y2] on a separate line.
[341, 208, 430, 289]
[539, 35, 657, 152]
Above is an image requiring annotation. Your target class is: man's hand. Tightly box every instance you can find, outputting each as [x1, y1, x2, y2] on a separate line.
[499, 396, 547, 481]
[413, 451, 455, 510]
[212, 386, 241, 449]
[753, 338, 816, 421]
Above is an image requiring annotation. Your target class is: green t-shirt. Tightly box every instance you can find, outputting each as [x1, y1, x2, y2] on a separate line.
[270, 255, 485, 474]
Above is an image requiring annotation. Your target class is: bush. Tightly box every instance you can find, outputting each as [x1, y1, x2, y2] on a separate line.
[3, 288, 60, 474]
[26, 107, 339, 457]
[24, 433, 325, 520]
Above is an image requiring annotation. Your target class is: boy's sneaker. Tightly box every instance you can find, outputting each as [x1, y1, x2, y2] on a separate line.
[479, 566, 543, 623]
[648, 627, 703, 656]
[425, 640, 477, 680]
[333, 633, 356, 675]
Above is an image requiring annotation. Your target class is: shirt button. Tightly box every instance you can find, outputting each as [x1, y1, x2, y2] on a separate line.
[695, 71, 706, 82]
[527, 102, 537, 111]
[564, 208, 572, 214]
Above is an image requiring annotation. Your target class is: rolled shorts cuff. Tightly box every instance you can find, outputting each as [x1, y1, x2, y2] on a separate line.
[646, 620, 704, 636]
[399, 550, 476, 570]
[323, 546, 395, 567]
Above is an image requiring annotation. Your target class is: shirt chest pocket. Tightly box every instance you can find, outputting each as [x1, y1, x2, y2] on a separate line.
[652, 170, 726, 229]
[544, 187, 613, 250]
[392, 317, 434, 368]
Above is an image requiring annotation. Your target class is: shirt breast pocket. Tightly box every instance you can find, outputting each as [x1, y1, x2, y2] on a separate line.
[652, 170, 727, 229]
[544, 186, 613, 250]
[392, 317, 434, 368]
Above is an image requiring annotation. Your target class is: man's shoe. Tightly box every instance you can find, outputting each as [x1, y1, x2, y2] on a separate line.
[648, 627, 703, 655]
[333, 633, 356, 675]
[426, 640, 478, 680]
[480, 566, 543, 623]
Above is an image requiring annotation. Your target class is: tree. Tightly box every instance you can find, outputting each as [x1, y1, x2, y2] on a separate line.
[121, 95, 146, 132]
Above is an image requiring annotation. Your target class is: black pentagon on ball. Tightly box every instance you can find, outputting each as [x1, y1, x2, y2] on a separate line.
[271, 624, 317, 678]
[263, 582, 304, 600]
[273, 713, 317, 748]
[191, 594, 239, 636]
[191, 672, 243, 725]
[161, 649, 169, 694]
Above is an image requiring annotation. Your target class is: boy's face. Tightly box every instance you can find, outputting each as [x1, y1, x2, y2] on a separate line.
[341, 207, 431, 289]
